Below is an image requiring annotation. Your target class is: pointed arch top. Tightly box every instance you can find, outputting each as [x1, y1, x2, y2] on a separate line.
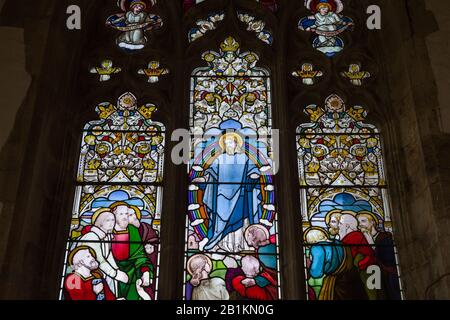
[83, 92, 166, 132]
[193, 37, 269, 76]
[296, 94, 379, 135]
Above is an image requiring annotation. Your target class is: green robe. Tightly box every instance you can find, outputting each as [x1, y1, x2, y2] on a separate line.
[116, 225, 153, 300]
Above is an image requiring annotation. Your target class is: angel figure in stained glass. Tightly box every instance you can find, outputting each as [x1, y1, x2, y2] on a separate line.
[137, 61, 169, 83]
[341, 63, 371, 86]
[298, 0, 353, 57]
[292, 63, 323, 85]
[90, 60, 121, 82]
[106, 0, 162, 51]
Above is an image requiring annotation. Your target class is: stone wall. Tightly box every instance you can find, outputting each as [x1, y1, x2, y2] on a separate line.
[377, 0, 450, 299]
[425, 0, 450, 133]
[0, 0, 56, 298]
[0, 27, 30, 151]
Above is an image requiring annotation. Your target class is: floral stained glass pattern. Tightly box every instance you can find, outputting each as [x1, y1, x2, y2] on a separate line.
[60, 92, 165, 300]
[185, 37, 280, 300]
[297, 94, 403, 300]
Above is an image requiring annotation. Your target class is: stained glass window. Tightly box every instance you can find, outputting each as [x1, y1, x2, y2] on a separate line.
[184, 37, 281, 300]
[297, 94, 403, 300]
[59, 92, 165, 300]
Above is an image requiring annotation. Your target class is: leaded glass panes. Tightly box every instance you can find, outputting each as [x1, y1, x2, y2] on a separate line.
[59, 92, 165, 300]
[184, 37, 281, 300]
[297, 94, 403, 300]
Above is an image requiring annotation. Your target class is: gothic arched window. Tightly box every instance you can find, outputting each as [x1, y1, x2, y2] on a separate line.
[297, 94, 403, 300]
[184, 37, 281, 300]
[59, 92, 165, 301]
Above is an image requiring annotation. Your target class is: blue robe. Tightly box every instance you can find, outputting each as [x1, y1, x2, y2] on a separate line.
[202, 152, 262, 250]
[309, 240, 344, 279]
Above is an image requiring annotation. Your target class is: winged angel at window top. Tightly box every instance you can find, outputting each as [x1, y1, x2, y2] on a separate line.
[106, 0, 163, 51]
[298, 0, 353, 57]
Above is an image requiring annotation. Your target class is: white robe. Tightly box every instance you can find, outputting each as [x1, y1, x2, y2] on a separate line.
[192, 278, 229, 300]
[203, 153, 261, 251]
[313, 12, 344, 54]
[117, 11, 147, 49]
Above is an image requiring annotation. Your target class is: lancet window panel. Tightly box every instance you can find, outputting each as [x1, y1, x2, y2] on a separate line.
[59, 92, 165, 301]
[297, 94, 403, 300]
[184, 37, 281, 301]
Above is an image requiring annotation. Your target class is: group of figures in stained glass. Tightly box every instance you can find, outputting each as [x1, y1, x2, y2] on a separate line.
[60, 0, 403, 301]
[297, 95, 402, 300]
[61, 93, 165, 300]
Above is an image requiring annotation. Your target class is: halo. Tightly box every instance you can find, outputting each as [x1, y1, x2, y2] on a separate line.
[324, 209, 342, 225]
[187, 254, 212, 276]
[340, 210, 358, 217]
[244, 224, 270, 242]
[129, 1, 147, 10]
[218, 132, 244, 151]
[129, 205, 142, 221]
[68, 246, 97, 266]
[306, 0, 343, 14]
[303, 226, 328, 243]
[109, 201, 130, 211]
[316, 3, 332, 11]
[356, 210, 380, 224]
[91, 208, 113, 225]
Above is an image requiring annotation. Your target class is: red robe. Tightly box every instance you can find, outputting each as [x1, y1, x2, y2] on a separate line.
[112, 231, 150, 274]
[232, 271, 278, 300]
[138, 222, 159, 300]
[64, 273, 116, 300]
[139, 222, 159, 268]
[341, 231, 376, 270]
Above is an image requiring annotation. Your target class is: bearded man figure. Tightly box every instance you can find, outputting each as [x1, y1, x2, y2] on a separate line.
[338, 213, 377, 299]
[110, 202, 153, 300]
[325, 210, 342, 240]
[128, 205, 159, 299]
[63, 246, 116, 300]
[357, 212, 401, 300]
[78, 208, 128, 295]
